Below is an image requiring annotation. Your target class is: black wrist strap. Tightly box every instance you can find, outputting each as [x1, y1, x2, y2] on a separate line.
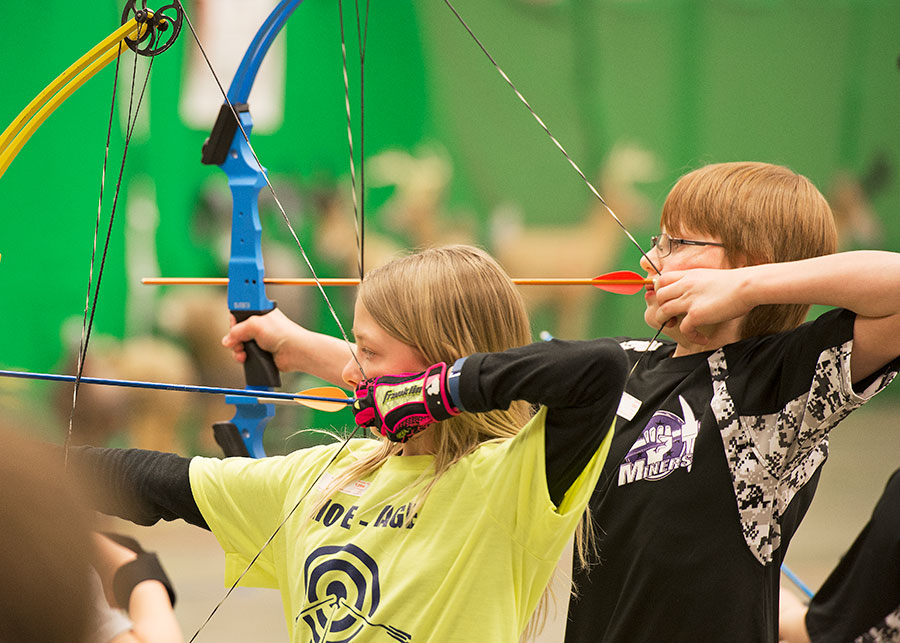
[113, 552, 177, 608]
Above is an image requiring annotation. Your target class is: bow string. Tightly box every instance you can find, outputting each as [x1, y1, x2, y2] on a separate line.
[0, 2, 185, 463]
[186, 0, 366, 458]
[4, 1, 664, 637]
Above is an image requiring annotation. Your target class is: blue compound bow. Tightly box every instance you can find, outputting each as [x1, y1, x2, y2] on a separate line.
[199, 0, 307, 458]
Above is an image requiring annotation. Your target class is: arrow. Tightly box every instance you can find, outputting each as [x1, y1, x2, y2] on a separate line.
[142, 270, 654, 293]
[0, 369, 355, 413]
[590, 270, 654, 295]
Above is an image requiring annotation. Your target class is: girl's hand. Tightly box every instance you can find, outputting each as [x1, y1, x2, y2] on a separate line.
[222, 308, 353, 386]
[354, 363, 460, 442]
[221, 308, 302, 372]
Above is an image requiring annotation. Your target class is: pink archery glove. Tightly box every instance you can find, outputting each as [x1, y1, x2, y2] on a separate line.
[353, 362, 460, 443]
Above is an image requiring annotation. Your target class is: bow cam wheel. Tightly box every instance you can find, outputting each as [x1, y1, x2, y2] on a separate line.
[121, 1, 183, 56]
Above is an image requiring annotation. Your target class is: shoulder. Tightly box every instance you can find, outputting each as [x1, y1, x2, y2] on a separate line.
[191, 438, 379, 481]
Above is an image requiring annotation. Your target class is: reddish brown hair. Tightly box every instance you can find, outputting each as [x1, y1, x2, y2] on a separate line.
[662, 162, 837, 337]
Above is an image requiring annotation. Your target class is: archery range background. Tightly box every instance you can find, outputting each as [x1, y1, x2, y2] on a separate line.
[1, 1, 900, 640]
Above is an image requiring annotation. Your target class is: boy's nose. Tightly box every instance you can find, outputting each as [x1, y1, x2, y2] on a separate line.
[640, 248, 660, 274]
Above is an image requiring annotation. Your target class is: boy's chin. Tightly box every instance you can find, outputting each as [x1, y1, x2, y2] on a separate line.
[643, 309, 667, 335]
[643, 310, 682, 343]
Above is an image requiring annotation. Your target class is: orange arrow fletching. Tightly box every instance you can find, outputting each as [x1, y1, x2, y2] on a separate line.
[256, 386, 354, 412]
[592, 270, 653, 295]
[295, 386, 354, 412]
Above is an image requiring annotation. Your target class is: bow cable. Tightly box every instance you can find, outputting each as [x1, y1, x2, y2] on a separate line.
[441, 0, 660, 277]
[66, 26, 158, 466]
[338, 0, 371, 279]
[441, 0, 667, 378]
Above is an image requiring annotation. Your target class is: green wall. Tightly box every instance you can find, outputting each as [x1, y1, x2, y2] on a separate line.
[2, 0, 899, 441]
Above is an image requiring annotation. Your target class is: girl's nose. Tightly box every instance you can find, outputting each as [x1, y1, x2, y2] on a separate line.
[341, 354, 362, 389]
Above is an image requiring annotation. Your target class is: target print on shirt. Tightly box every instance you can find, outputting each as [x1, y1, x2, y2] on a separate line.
[297, 544, 412, 642]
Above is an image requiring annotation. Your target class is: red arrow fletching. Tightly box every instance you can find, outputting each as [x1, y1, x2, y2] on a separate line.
[592, 270, 652, 295]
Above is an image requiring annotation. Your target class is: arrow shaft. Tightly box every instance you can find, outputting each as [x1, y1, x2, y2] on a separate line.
[0, 369, 355, 406]
[142, 277, 653, 286]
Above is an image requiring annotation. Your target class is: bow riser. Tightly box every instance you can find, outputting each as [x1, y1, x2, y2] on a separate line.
[205, 0, 305, 458]
[209, 109, 283, 459]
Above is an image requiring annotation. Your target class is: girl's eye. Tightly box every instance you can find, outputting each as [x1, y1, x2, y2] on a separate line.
[359, 347, 376, 359]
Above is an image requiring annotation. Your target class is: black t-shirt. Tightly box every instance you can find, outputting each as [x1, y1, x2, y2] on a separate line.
[806, 468, 900, 643]
[564, 309, 899, 643]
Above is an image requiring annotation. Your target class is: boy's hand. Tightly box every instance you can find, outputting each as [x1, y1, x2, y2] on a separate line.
[654, 269, 753, 345]
[353, 363, 460, 442]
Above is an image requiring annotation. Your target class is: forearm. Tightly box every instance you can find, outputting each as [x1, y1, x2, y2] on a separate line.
[125, 581, 184, 643]
[738, 251, 900, 319]
[68, 446, 207, 529]
[458, 338, 628, 412]
[278, 326, 353, 386]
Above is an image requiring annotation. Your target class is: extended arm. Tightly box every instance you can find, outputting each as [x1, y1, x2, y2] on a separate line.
[654, 250, 900, 382]
[222, 308, 351, 386]
[68, 446, 206, 529]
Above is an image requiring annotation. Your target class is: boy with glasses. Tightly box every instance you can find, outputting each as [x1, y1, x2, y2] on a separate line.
[562, 161, 900, 642]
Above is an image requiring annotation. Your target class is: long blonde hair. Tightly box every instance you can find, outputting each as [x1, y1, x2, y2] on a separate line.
[315, 244, 533, 510]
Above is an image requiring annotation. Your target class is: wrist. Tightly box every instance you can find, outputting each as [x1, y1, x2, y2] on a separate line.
[446, 357, 466, 413]
[113, 552, 176, 609]
[422, 362, 461, 421]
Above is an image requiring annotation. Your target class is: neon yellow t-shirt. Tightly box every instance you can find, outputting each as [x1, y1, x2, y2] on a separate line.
[190, 407, 612, 642]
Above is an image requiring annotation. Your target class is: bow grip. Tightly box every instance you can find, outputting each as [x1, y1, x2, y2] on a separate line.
[232, 308, 282, 388]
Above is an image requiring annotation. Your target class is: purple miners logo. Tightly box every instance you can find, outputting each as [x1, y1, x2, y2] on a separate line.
[618, 395, 699, 486]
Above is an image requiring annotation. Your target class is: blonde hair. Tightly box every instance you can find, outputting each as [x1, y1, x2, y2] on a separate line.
[316, 245, 533, 506]
[662, 162, 837, 337]
[313, 245, 594, 639]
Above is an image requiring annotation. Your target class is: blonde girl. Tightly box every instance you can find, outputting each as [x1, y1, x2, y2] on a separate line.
[71, 245, 629, 642]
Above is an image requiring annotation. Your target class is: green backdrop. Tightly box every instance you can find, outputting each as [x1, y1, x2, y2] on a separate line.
[2, 0, 899, 446]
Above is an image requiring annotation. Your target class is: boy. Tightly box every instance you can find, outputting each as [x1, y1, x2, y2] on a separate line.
[560, 161, 900, 642]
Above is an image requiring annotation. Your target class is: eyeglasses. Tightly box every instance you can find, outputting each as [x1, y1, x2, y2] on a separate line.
[650, 233, 725, 258]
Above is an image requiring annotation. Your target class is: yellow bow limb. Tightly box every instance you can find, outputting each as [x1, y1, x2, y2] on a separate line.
[0, 16, 150, 180]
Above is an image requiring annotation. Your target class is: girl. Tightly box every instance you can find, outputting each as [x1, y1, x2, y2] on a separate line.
[73, 245, 629, 642]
